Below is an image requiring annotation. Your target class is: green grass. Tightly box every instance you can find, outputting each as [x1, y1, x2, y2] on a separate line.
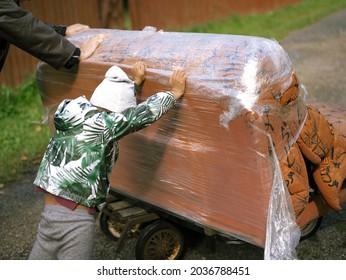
[182, 0, 346, 40]
[1, 0, 346, 184]
[0, 78, 50, 183]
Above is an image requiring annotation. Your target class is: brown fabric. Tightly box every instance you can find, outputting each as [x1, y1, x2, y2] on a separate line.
[298, 106, 346, 211]
[298, 106, 334, 164]
[295, 194, 330, 229]
[312, 149, 345, 211]
[279, 75, 299, 106]
[252, 72, 310, 217]
[280, 143, 309, 217]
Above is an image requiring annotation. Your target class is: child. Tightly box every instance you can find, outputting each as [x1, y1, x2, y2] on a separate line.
[29, 62, 187, 259]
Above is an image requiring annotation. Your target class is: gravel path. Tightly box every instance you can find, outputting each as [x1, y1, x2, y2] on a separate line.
[1, 10, 346, 260]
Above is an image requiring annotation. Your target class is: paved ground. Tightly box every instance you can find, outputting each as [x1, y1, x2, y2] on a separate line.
[0, 9, 346, 260]
[280, 9, 346, 105]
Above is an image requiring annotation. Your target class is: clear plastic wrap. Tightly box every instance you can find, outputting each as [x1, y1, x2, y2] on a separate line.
[36, 28, 305, 259]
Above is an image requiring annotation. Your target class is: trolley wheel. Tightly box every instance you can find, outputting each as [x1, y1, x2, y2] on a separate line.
[300, 216, 323, 241]
[99, 211, 126, 240]
[135, 220, 185, 260]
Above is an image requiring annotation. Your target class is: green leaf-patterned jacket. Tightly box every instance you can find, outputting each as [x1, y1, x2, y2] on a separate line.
[34, 92, 176, 210]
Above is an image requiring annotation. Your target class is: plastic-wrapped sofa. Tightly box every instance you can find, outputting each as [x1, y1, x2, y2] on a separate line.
[36, 28, 318, 259]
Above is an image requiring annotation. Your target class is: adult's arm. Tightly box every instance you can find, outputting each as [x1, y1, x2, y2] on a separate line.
[0, 0, 76, 69]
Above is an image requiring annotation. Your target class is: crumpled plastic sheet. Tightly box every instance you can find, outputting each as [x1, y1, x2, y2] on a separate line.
[264, 131, 301, 260]
[36, 27, 304, 259]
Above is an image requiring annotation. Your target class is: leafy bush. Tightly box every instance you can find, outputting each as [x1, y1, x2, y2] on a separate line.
[0, 78, 50, 183]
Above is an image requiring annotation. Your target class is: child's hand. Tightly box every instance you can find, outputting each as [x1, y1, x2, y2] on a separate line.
[170, 70, 187, 99]
[132, 62, 147, 85]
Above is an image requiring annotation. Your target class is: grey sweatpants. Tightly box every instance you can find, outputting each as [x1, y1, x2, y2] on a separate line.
[29, 205, 96, 260]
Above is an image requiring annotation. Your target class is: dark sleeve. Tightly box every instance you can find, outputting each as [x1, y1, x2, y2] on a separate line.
[45, 22, 67, 36]
[52, 24, 67, 36]
[0, 0, 76, 69]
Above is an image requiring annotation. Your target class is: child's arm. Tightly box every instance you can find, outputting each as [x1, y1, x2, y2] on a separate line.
[132, 61, 147, 95]
[102, 68, 187, 140]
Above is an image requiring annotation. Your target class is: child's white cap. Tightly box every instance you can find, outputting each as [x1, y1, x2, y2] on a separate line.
[90, 66, 136, 113]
